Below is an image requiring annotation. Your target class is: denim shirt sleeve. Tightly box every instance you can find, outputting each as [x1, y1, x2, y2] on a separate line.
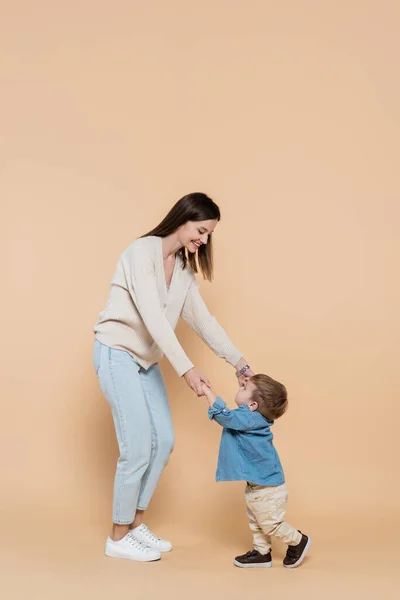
[208, 397, 254, 431]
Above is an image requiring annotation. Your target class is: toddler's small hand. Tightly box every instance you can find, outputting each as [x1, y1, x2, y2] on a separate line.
[201, 383, 217, 406]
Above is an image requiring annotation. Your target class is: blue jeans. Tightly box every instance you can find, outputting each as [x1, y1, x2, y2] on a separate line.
[93, 340, 174, 524]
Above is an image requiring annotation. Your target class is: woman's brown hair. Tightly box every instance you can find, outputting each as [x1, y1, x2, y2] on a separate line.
[142, 192, 221, 281]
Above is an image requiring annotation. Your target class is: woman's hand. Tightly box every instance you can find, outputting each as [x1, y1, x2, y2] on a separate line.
[235, 358, 255, 385]
[238, 369, 254, 385]
[183, 368, 211, 396]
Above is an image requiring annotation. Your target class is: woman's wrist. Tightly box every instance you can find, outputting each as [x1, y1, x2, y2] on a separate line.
[234, 357, 253, 379]
[236, 364, 251, 378]
[235, 357, 250, 369]
[234, 357, 248, 371]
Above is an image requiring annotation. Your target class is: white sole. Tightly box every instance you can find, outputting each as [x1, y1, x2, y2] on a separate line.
[283, 537, 312, 568]
[234, 559, 272, 568]
[105, 547, 161, 562]
[142, 547, 172, 553]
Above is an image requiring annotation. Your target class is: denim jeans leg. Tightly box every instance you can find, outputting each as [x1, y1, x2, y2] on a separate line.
[94, 341, 152, 524]
[136, 363, 174, 510]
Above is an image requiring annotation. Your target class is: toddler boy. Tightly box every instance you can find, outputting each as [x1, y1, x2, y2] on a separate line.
[202, 375, 311, 568]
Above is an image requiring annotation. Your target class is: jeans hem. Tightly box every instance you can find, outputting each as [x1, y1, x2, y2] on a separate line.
[112, 519, 134, 525]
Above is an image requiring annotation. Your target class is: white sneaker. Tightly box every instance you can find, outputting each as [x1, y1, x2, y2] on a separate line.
[131, 523, 172, 553]
[105, 532, 161, 562]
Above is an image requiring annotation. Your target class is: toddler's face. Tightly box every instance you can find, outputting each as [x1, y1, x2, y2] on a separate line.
[235, 380, 258, 411]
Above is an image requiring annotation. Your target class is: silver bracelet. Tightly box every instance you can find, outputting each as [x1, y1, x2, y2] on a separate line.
[236, 364, 250, 378]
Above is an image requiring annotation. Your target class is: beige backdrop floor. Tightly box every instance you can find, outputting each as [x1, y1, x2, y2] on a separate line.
[1, 512, 398, 600]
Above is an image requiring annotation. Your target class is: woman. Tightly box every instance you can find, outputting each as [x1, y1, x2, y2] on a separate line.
[93, 193, 254, 562]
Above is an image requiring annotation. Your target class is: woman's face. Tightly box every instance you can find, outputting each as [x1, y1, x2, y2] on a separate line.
[178, 219, 218, 253]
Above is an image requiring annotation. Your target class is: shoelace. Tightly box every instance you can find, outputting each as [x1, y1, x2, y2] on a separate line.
[140, 525, 160, 543]
[244, 550, 259, 558]
[126, 533, 149, 551]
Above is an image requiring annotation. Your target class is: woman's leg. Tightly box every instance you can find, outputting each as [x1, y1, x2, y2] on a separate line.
[135, 363, 174, 512]
[131, 509, 145, 528]
[95, 342, 152, 540]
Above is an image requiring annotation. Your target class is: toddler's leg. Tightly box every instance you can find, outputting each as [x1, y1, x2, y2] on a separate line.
[232, 485, 273, 568]
[246, 483, 301, 546]
[246, 503, 272, 554]
[247, 483, 312, 568]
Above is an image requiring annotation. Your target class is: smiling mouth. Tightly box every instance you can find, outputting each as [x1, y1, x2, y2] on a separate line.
[192, 241, 201, 248]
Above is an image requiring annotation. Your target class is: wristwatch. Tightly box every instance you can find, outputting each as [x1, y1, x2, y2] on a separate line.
[236, 364, 250, 378]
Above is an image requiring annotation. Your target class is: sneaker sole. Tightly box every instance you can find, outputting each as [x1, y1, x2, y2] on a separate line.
[105, 548, 161, 562]
[234, 559, 272, 568]
[283, 537, 312, 569]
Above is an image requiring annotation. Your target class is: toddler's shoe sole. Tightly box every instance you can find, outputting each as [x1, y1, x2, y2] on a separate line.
[234, 559, 272, 568]
[283, 537, 312, 568]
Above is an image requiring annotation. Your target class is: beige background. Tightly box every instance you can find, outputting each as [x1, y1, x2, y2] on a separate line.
[1, 1, 399, 598]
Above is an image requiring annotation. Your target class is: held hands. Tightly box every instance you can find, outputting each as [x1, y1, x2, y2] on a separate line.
[183, 367, 211, 396]
[201, 383, 217, 406]
[183, 358, 254, 397]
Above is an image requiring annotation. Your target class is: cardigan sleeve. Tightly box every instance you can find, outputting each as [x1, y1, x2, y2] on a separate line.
[181, 275, 243, 367]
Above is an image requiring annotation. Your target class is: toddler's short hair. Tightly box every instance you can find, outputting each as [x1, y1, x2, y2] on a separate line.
[250, 374, 288, 420]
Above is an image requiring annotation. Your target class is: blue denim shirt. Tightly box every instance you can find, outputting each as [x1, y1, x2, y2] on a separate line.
[208, 398, 285, 486]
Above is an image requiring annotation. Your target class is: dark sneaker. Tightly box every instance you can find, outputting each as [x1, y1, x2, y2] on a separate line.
[234, 549, 272, 568]
[283, 531, 312, 568]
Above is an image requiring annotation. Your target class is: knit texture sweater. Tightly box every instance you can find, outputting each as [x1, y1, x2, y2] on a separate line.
[94, 236, 243, 376]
